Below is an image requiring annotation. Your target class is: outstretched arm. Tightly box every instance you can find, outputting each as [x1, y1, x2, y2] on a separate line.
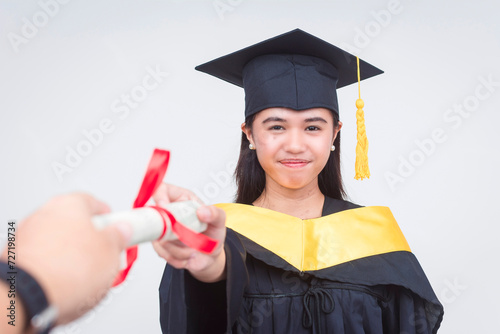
[1, 193, 131, 333]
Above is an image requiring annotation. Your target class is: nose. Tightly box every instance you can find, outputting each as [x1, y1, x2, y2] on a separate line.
[284, 129, 306, 153]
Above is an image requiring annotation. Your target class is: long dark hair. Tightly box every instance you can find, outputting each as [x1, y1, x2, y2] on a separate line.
[234, 111, 346, 204]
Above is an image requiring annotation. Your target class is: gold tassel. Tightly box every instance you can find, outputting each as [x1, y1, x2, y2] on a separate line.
[355, 56, 370, 180]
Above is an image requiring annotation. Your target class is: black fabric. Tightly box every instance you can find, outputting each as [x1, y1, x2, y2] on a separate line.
[159, 264, 187, 333]
[242, 54, 340, 117]
[184, 272, 227, 333]
[158, 197, 444, 333]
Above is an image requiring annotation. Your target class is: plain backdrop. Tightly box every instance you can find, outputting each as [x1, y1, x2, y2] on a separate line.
[1, 1, 499, 333]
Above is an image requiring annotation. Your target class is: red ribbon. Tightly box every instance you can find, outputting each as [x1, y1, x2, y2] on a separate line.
[154, 206, 218, 254]
[112, 149, 218, 286]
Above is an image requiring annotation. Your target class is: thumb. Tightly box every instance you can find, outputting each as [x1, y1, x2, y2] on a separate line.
[101, 222, 133, 251]
[197, 206, 226, 229]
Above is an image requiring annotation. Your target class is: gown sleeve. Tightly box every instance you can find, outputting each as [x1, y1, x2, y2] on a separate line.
[158, 229, 248, 333]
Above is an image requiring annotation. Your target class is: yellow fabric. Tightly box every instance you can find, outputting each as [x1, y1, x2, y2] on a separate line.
[215, 203, 411, 271]
[355, 56, 370, 180]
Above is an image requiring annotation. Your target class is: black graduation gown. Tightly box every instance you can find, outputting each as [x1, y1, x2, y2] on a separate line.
[159, 197, 444, 333]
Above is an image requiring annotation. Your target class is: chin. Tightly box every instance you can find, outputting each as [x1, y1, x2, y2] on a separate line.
[276, 177, 314, 191]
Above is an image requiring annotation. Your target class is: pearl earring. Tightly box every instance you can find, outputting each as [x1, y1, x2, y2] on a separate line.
[331, 145, 336, 152]
[249, 143, 255, 150]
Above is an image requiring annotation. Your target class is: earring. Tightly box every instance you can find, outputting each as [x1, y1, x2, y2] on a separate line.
[331, 145, 336, 152]
[249, 143, 255, 150]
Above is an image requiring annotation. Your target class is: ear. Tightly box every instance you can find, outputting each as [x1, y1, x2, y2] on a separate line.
[332, 121, 343, 144]
[241, 122, 254, 145]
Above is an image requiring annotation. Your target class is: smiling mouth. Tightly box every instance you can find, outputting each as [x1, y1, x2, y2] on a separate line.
[279, 159, 310, 168]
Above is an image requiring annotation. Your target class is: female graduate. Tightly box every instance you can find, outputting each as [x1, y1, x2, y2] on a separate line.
[153, 29, 444, 334]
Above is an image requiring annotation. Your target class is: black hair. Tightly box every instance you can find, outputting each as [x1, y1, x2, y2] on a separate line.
[234, 111, 346, 204]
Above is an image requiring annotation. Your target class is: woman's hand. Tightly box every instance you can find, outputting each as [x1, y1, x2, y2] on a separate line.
[152, 183, 227, 282]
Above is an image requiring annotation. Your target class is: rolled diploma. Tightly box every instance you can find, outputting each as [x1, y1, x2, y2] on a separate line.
[91, 200, 207, 246]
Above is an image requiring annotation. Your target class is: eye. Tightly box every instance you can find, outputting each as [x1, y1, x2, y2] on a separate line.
[269, 125, 284, 130]
[306, 126, 320, 131]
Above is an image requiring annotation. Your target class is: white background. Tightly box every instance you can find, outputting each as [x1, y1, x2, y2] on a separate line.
[1, 0, 499, 333]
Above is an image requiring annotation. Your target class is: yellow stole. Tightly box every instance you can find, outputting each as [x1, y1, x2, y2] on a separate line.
[215, 203, 411, 272]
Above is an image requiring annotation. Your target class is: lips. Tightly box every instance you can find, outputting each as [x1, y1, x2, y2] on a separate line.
[279, 159, 310, 168]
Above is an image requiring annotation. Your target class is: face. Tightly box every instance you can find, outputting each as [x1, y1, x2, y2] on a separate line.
[242, 107, 342, 191]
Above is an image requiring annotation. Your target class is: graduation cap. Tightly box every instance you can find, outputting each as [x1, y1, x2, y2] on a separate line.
[195, 28, 383, 180]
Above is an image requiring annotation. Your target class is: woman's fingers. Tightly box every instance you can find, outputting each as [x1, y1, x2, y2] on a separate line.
[153, 183, 204, 206]
[162, 240, 195, 260]
[152, 239, 195, 269]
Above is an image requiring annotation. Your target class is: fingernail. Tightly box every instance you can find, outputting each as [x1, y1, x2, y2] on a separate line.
[198, 206, 212, 221]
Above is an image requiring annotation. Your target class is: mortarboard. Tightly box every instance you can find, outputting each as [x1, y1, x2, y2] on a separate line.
[195, 28, 384, 180]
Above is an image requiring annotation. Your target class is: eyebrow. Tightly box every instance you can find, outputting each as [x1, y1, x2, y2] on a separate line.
[262, 117, 286, 124]
[261, 116, 328, 124]
[304, 117, 328, 123]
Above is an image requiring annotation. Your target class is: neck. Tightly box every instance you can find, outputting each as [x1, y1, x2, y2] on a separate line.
[253, 178, 325, 219]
